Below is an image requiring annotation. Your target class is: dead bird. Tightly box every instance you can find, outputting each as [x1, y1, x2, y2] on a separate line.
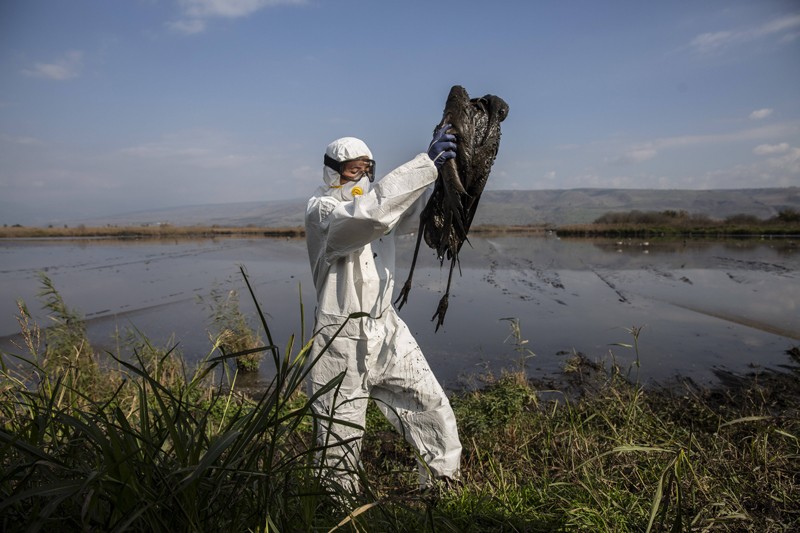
[396, 85, 509, 330]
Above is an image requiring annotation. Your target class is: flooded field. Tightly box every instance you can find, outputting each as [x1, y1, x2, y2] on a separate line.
[1, 235, 798, 389]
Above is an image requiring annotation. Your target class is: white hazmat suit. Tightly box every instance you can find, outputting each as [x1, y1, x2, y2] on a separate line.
[305, 137, 462, 491]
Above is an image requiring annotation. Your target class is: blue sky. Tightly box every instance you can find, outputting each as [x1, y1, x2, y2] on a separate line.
[1, 0, 799, 224]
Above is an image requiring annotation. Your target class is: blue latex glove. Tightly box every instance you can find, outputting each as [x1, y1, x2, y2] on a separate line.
[427, 123, 457, 169]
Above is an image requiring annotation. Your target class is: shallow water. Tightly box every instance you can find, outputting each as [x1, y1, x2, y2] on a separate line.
[1, 235, 798, 389]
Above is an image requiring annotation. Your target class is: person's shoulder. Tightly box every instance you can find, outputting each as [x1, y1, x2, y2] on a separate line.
[306, 192, 338, 225]
[307, 190, 338, 209]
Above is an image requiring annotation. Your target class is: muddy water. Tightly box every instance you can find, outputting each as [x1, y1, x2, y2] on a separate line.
[1, 235, 798, 389]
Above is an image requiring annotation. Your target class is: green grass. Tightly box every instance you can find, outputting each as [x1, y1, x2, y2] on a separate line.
[557, 208, 800, 237]
[1, 272, 798, 531]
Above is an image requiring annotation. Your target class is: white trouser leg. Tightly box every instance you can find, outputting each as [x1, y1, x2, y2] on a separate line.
[370, 311, 462, 487]
[308, 311, 462, 491]
[308, 333, 369, 493]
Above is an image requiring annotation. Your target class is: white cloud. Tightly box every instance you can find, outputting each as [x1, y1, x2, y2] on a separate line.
[689, 30, 734, 53]
[178, 0, 300, 18]
[1, 134, 44, 146]
[168, 18, 206, 35]
[688, 13, 800, 54]
[753, 143, 790, 156]
[757, 13, 800, 37]
[607, 146, 658, 166]
[118, 130, 257, 169]
[23, 50, 83, 80]
[702, 146, 800, 188]
[749, 108, 773, 120]
[604, 123, 797, 169]
[653, 123, 797, 149]
[780, 31, 800, 44]
[290, 165, 313, 179]
[171, 0, 305, 34]
[764, 146, 800, 177]
[0, 127, 313, 222]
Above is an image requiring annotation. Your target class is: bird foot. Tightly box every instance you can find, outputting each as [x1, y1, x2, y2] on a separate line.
[431, 294, 449, 332]
[395, 279, 412, 309]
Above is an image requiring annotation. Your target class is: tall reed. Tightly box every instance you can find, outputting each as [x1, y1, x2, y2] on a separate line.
[0, 268, 382, 531]
[200, 283, 263, 372]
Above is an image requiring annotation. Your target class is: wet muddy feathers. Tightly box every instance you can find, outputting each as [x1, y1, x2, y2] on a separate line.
[396, 85, 509, 330]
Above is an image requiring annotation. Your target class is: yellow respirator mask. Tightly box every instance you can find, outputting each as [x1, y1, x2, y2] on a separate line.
[331, 177, 369, 201]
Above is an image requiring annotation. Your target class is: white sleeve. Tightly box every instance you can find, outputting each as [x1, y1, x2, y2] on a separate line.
[393, 184, 434, 236]
[325, 153, 437, 259]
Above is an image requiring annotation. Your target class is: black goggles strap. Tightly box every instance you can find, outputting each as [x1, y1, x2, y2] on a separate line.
[323, 154, 342, 174]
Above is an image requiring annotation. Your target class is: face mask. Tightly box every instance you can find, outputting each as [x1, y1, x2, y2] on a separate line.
[330, 176, 369, 201]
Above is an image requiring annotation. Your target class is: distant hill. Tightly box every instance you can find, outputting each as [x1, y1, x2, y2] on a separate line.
[474, 187, 800, 225]
[65, 187, 800, 228]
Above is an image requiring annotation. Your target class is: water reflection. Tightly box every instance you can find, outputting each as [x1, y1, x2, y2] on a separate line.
[1, 235, 798, 389]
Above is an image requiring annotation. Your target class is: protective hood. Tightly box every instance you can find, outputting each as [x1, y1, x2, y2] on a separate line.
[323, 137, 373, 187]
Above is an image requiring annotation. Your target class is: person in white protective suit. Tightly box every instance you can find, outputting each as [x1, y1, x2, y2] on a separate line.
[305, 127, 462, 492]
